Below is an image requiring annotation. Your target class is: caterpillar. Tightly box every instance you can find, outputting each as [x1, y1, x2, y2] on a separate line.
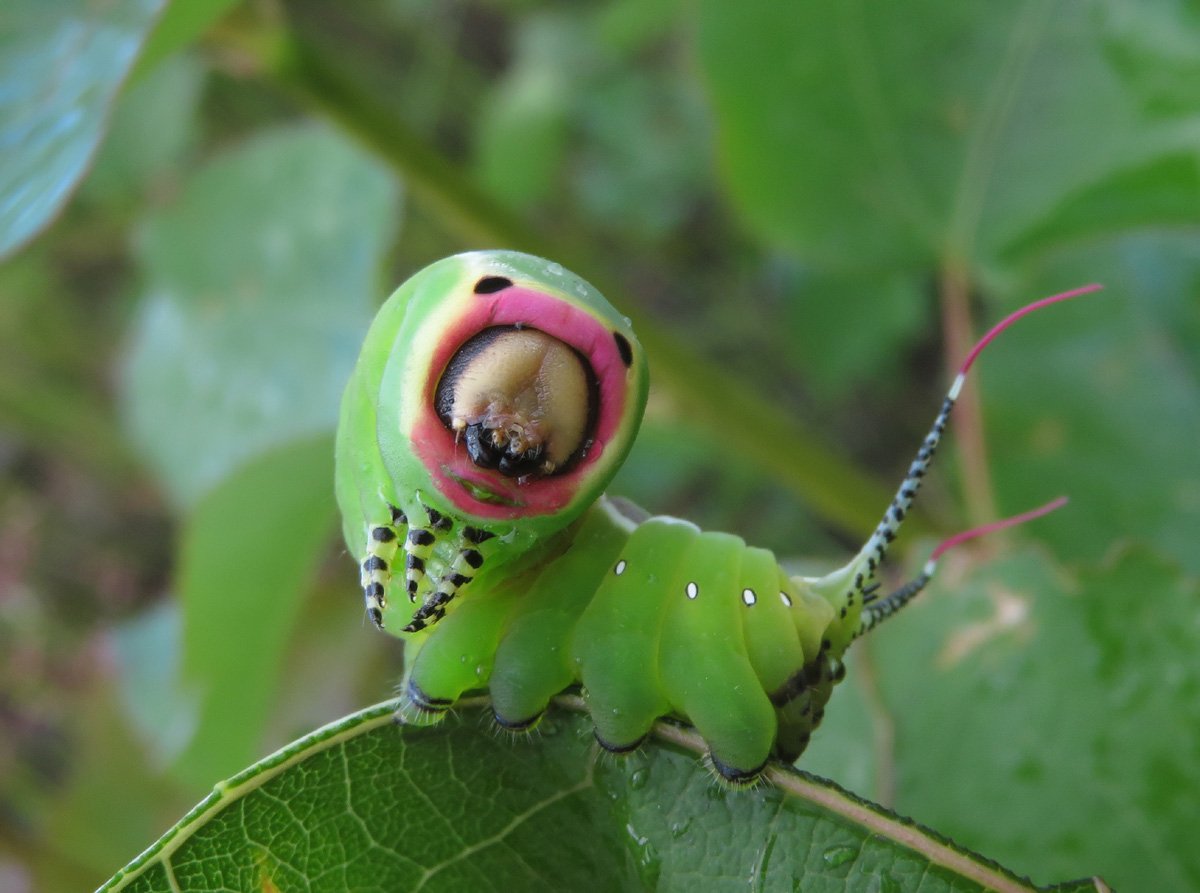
[334, 250, 1097, 784]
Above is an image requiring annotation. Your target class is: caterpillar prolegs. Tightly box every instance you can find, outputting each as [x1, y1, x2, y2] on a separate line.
[334, 250, 1098, 783]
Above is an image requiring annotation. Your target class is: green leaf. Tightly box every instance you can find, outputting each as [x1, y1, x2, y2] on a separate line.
[1095, 0, 1200, 119]
[986, 235, 1200, 575]
[473, 15, 573, 211]
[696, 0, 1200, 271]
[875, 546, 1200, 891]
[1000, 153, 1200, 261]
[110, 601, 200, 770]
[82, 52, 205, 205]
[779, 267, 930, 401]
[473, 8, 709, 238]
[120, 123, 399, 508]
[128, 0, 240, 82]
[99, 698, 1107, 893]
[0, 0, 166, 259]
[169, 436, 338, 790]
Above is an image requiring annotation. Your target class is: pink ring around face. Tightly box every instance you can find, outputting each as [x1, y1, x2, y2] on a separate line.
[410, 286, 632, 520]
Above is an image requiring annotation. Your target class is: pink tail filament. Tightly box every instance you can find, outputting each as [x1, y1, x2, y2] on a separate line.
[930, 495, 1069, 562]
[957, 284, 1103, 378]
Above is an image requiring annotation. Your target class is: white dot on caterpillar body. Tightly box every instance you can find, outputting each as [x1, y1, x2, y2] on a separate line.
[780, 591, 792, 607]
[742, 588, 757, 606]
[614, 560, 627, 576]
[686, 582, 698, 599]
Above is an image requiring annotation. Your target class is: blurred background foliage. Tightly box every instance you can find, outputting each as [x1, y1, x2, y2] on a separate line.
[1, 0, 1198, 890]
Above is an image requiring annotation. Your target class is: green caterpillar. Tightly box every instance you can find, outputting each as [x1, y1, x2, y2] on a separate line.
[335, 250, 1095, 784]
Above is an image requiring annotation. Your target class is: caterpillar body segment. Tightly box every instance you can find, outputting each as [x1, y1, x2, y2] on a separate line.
[335, 250, 1094, 783]
[488, 500, 635, 728]
[655, 531, 778, 777]
[573, 516, 691, 752]
[738, 547, 816, 697]
[400, 496, 848, 780]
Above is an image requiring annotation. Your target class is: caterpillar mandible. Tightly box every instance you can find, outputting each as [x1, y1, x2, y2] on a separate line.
[334, 250, 1097, 784]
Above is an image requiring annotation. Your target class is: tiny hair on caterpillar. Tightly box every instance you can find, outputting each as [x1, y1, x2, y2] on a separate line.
[334, 250, 1099, 785]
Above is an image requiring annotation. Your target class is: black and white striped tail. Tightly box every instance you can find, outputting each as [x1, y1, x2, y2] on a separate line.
[841, 282, 1100, 619]
[855, 494, 1068, 637]
[855, 559, 935, 638]
[842, 373, 965, 610]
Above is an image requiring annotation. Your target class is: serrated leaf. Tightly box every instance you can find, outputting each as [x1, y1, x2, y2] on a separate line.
[100, 699, 1107, 893]
[696, 0, 1200, 272]
[875, 546, 1200, 891]
[0, 0, 166, 258]
[120, 124, 398, 508]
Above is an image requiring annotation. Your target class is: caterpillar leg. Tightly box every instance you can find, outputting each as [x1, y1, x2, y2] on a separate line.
[771, 654, 841, 762]
[573, 519, 694, 754]
[403, 526, 495, 633]
[400, 579, 524, 725]
[359, 504, 407, 628]
[489, 500, 632, 730]
[401, 505, 449, 607]
[658, 532, 777, 786]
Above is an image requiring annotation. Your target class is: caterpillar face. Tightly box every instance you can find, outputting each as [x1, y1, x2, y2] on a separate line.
[390, 253, 643, 528]
[434, 325, 598, 480]
[335, 251, 648, 630]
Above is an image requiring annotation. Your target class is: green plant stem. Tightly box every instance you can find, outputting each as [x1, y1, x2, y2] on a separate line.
[225, 14, 932, 541]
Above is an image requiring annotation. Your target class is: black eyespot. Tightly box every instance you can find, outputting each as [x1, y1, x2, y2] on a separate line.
[474, 276, 513, 294]
[613, 331, 633, 366]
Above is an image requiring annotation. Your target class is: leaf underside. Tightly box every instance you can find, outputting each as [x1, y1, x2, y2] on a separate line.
[100, 698, 1105, 893]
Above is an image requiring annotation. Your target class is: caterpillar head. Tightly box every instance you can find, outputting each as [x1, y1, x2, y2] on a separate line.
[338, 251, 649, 577]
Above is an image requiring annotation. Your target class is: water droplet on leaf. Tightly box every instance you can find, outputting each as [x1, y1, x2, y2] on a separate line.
[822, 844, 857, 867]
